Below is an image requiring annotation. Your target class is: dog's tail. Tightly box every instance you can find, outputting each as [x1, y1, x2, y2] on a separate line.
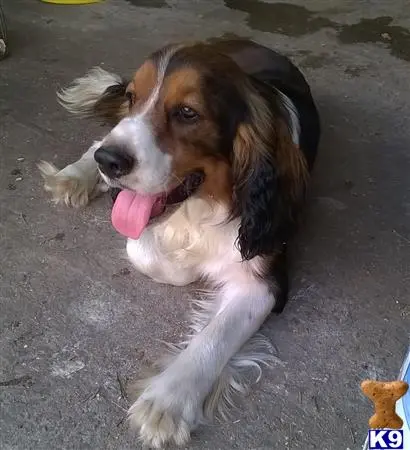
[57, 67, 129, 126]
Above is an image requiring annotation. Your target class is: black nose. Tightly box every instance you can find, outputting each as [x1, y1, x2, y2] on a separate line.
[94, 146, 134, 178]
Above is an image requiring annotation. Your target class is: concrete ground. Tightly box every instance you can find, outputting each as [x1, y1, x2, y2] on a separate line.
[1, 0, 409, 449]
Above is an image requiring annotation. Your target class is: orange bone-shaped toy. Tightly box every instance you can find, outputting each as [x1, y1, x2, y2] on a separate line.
[361, 379, 408, 429]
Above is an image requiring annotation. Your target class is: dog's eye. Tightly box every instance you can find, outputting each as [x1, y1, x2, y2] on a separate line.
[125, 91, 135, 107]
[174, 105, 199, 123]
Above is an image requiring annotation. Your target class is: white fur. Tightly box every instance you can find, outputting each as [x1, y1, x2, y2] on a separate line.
[38, 65, 124, 207]
[100, 117, 172, 195]
[99, 46, 178, 194]
[38, 48, 177, 204]
[39, 136, 278, 450]
[128, 278, 275, 448]
[126, 197, 278, 448]
[57, 67, 122, 117]
[276, 89, 301, 145]
[39, 48, 281, 448]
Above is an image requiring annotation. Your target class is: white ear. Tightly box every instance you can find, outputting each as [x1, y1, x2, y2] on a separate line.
[57, 66, 124, 117]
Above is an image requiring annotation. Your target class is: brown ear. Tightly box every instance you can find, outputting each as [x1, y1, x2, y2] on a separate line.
[232, 90, 309, 260]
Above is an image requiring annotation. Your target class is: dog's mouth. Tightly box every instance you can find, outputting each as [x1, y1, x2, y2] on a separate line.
[110, 172, 204, 239]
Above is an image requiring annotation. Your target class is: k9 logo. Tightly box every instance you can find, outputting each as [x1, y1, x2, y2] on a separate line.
[368, 430, 404, 449]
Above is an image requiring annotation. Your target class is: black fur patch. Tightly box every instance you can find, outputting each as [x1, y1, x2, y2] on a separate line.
[235, 156, 285, 260]
[94, 80, 129, 126]
[267, 246, 289, 314]
[201, 74, 249, 157]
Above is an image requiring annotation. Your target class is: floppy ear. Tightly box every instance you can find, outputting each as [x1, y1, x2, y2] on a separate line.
[57, 67, 129, 126]
[232, 90, 309, 260]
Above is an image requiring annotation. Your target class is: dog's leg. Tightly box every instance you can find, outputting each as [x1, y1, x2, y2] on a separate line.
[38, 141, 106, 207]
[128, 277, 275, 448]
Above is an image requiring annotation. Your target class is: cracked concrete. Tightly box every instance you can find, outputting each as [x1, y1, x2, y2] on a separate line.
[0, 0, 409, 449]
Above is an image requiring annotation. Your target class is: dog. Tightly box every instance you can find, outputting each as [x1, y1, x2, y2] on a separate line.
[39, 38, 320, 448]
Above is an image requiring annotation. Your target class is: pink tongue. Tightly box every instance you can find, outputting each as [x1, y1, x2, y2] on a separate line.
[111, 190, 165, 239]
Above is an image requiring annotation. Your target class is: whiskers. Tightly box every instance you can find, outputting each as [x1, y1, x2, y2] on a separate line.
[171, 173, 188, 192]
[172, 172, 205, 195]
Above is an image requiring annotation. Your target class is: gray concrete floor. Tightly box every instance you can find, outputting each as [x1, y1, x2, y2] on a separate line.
[1, 1, 409, 449]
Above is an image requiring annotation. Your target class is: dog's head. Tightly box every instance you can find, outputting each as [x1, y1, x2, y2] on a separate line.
[60, 41, 310, 259]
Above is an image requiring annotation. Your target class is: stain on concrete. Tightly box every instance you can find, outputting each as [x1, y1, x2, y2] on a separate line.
[125, 0, 168, 8]
[7, 320, 21, 331]
[52, 232, 65, 242]
[224, 1, 410, 62]
[112, 267, 131, 278]
[0, 375, 33, 387]
[344, 65, 366, 78]
[337, 16, 410, 62]
[291, 49, 314, 57]
[224, 1, 335, 36]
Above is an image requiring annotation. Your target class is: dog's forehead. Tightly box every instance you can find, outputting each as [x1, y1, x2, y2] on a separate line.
[163, 68, 202, 105]
[136, 42, 235, 84]
[130, 49, 204, 104]
[130, 60, 158, 93]
[129, 44, 180, 93]
[128, 43, 245, 113]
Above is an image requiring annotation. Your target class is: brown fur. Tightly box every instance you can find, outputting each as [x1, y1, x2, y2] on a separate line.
[131, 65, 232, 204]
[96, 43, 310, 219]
[128, 61, 158, 110]
[274, 119, 309, 200]
[232, 82, 309, 219]
[163, 68, 203, 113]
[232, 88, 274, 184]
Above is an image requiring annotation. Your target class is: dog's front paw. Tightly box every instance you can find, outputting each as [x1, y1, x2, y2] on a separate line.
[128, 377, 201, 448]
[38, 161, 103, 207]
